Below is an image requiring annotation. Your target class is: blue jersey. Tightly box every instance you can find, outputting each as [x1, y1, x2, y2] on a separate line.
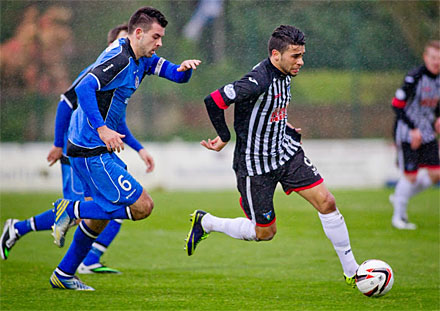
[67, 38, 192, 157]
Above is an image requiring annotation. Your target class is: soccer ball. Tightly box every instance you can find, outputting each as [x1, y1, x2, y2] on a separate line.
[355, 259, 394, 297]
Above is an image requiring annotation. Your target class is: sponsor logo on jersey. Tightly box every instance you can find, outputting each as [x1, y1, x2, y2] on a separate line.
[224, 84, 236, 100]
[263, 210, 272, 221]
[103, 64, 114, 72]
[248, 77, 258, 85]
[270, 107, 287, 122]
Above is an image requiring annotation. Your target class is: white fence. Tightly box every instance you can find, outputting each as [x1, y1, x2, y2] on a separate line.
[0, 140, 400, 192]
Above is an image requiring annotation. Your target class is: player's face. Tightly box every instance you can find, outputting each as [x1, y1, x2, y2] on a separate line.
[116, 30, 128, 41]
[136, 22, 165, 58]
[277, 44, 305, 76]
[424, 46, 440, 75]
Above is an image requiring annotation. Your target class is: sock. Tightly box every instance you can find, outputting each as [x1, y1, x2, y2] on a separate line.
[82, 219, 122, 266]
[64, 200, 134, 220]
[57, 221, 99, 275]
[410, 170, 433, 197]
[392, 177, 414, 221]
[201, 214, 257, 241]
[319, 209, 358, 277]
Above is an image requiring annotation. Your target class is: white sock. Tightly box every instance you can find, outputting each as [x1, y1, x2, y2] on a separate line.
[410, 170, 433, 197]
[392, 177, 415, 220]
[201, 213, 257, 241]
[319, 209, 358, 277]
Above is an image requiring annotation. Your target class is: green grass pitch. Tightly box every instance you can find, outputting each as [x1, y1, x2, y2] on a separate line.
[0, 189, 438, 310]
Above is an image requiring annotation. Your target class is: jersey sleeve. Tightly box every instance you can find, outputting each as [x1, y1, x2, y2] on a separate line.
[391, 67, 422, 129]
[117, 116, 143, 152]
[53, 99, 73, 148]
[146, 55, 192, 83]
[203, 70, 266, 142]
[89, 47, 130, 90]
[75, 74, 105, 129]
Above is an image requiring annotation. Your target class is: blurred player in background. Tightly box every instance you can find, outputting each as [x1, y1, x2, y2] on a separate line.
[0, 24, 145, 275]
[185, 25, 359, 287]
[390, 40, 440, 230]
[47, 6, 200, 290]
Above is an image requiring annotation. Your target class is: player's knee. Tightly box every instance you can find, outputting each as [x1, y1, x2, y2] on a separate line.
[256, 225, 277, 241]
[131, 192, 154, 220]
[404, 173, 417, 183]
[319, 192, 336, 214]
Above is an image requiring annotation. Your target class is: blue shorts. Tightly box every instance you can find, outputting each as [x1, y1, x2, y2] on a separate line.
[70, 153, 143, 212]
[61, 163, 85, 201]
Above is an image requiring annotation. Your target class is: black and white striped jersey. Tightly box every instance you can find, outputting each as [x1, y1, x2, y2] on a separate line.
[392, 65, 440, 144]
[204, 58, 301, 177]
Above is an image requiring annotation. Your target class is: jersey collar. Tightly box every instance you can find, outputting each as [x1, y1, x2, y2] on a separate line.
[125, 38, 139, 65]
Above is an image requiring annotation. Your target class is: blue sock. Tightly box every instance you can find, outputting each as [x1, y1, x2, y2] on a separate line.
[82, 220, 122, 266]
[13, 219, 33, 236]
[57, 221, 99, 275]
[76, 201, 133, 220]
[34, 209, 54, 231]
[14, 209, 55, 236]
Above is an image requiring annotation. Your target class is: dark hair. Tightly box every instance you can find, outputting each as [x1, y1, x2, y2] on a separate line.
[268, 25, 305, 56]
[128, 6, 168, 34]
[425, 40, 440, 50]
[107, 23, 128, 45]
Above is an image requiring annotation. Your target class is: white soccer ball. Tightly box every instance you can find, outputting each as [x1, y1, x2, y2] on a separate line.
[355, 259, 394, 297]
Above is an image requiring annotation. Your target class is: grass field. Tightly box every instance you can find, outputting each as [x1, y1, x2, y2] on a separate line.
[0, 189, 438, 310]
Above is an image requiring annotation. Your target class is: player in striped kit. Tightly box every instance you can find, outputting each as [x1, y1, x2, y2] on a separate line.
[185, 25, 359, 287]
[390, 40, 440, 230]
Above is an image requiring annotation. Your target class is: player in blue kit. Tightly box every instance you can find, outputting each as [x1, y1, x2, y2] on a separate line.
[0, 25, 137, 275]
[48, 6, 201, 290]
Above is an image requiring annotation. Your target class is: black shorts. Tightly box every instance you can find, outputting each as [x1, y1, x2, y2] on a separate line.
[236, 149, 323, 227]
[398, 140, 440, 174]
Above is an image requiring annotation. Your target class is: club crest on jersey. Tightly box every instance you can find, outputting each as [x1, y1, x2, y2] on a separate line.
[224, 84, 236, 100]
[135, 76, 140, 89]
[263, 211, 273, 221]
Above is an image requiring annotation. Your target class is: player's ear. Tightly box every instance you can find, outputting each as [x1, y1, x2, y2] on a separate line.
[272, 49, 281, 62]
[135, 27, 143, 39]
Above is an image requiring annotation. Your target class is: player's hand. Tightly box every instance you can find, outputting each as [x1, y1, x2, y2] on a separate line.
[200, 136, 227, 152]
[138, 148, 155, 173]
[287, 122, 301, 133]
[177, 59, 201, 72]
[409, 128, 422, 150]
[97, 125, 126, 153]
[435, 117, 440, 134]
[47, 146, 63, 167]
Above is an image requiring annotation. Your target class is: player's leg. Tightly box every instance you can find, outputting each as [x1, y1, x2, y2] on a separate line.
[52, 155, 152, 247]
[79, 219, 123, 274]
[50, 154, 152, 289]
[50, 219, 107, 291]
[185, 173, 278, 256]
[282, 150, 358, 286]
[1, 162, 82, 260]
[390, 142, 436, 229]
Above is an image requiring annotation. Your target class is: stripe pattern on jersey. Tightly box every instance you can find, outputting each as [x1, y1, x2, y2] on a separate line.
[245, 76, 299, 176]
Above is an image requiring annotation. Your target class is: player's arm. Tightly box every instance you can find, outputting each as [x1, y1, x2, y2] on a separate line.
[392, 69, 422, 149]
[47, 98, 73, 166]
[149, 56, 201, 83]
[202, 72, 264, 152]
[117, 117, 154, 173]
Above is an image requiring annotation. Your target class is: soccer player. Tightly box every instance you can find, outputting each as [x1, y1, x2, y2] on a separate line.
[185, 25, 359, 287]
[390, 40, 440, 230]
[48, 6, 200, 290]
[0, 24, 137, 275]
